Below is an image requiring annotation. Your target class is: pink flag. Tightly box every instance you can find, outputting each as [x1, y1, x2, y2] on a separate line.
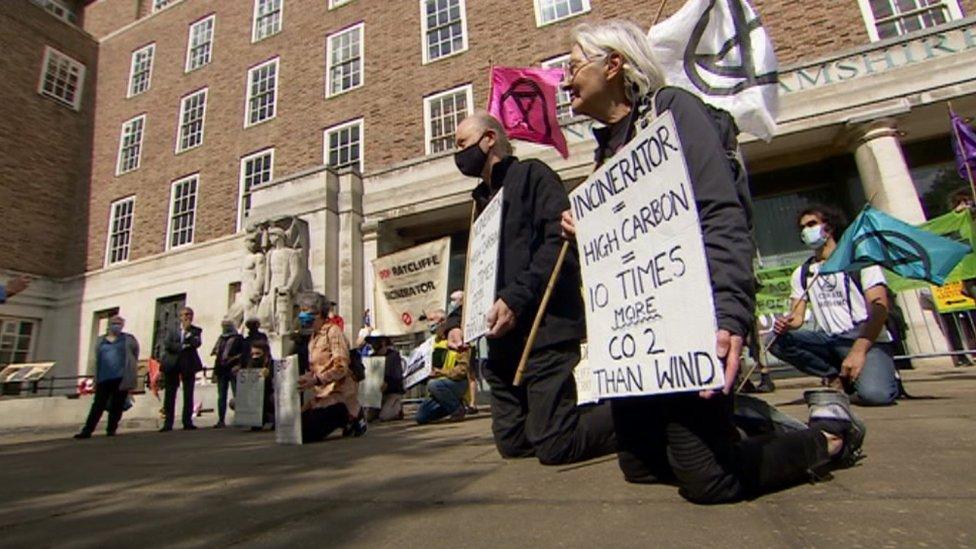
[488, 66, 569, 159]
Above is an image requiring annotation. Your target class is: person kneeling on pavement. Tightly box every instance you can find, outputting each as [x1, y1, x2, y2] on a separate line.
[297, 292, 366, 442]
[768, 204, 900, 406]
[247, 339, 276, 431]
[365, 333, 405, 422]
[415, 327, 469, 424]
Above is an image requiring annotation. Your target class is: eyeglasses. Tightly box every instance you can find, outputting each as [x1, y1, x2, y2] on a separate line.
[563, 54, 605, 81]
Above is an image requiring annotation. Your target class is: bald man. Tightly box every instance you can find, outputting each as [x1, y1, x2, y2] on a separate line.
[447, 112, 616, 464]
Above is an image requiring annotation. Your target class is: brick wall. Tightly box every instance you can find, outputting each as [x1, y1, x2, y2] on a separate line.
[81, 0, 975, 272]
[0, 0, 97, 278]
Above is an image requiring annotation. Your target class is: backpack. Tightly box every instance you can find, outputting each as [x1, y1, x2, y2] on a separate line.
[348, 349, 366, 382]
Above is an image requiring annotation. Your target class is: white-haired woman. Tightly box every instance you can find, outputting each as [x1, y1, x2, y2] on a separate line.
[560, 20, 863, 503]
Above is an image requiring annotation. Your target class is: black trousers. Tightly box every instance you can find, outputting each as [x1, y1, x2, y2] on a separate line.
[484, 341, 617, 465]
[301, 403, 348, 443]
[613, 392, 830, 504]
[163, 370, 196, 429]
[81, 378, 126, 435]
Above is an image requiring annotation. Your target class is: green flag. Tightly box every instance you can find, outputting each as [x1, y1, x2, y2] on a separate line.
[885, 209, 976, 291]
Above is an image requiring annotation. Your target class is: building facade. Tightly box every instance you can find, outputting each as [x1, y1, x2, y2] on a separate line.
[2, 0, 976, 378]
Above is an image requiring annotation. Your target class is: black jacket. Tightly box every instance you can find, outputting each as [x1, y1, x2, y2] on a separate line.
[381, 348, 405, 395]
[594, 87, 754, 336]
[162, 325, 203, 374]
[211, 333, 244, 375]
[472, 156, 586, 361]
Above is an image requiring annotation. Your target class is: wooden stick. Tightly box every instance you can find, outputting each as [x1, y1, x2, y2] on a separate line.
[652, 0, 670, 26]
[513, 241, 570, 386]
[949, 101, 976, 204]
[736, 272, 821, 393]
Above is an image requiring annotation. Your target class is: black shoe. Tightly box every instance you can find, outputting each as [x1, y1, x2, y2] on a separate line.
[465, 405, 479, 415]
[755, 374, 775, 393]
[159, 427, 172, 432]
[183, 424, 198, 431]
[213, 421, 225, 429]
[73, 432, 91, 439]
[106, 431, 117, 437]
[805, 389, 866, 468]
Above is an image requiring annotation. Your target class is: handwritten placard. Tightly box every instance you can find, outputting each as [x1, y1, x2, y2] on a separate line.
[402, 336, 434, 390]
[234, 368, 265, 428]
[463, 189, 503, 342]
[569, 111, 723, 400]
[274, 356, 302, 445]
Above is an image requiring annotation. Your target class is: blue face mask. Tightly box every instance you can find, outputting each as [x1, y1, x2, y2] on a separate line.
[108, 324, 123, 335]
[801, 224, 827, 249]
[298, 311, 315, 326]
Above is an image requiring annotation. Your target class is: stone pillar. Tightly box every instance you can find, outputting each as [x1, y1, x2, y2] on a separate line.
[337, 170, 364, 343]
[362, 220, 379, 327]
[848, 118, 950, 361]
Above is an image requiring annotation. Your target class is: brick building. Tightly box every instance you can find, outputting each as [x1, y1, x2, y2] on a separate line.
[2, 0, 975, 378]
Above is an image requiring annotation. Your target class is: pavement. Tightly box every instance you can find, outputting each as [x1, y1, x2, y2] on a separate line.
[0, 365, 974, 548]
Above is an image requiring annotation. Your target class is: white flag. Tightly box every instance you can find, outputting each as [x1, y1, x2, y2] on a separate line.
[649, 0, 779, 141]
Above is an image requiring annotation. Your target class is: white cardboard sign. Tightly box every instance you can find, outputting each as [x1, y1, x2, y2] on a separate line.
[357, 356, 386, 409]
[234, 368, 265, 428]
[463, 189, 504, 342]
[274, 356, 302, 445]
[569, 111, 723, 401]
[402, 336, 434, 390]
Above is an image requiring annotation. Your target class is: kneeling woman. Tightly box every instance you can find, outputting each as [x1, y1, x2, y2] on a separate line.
[560, 20, 864, 504]
[297, 293, 366, 442]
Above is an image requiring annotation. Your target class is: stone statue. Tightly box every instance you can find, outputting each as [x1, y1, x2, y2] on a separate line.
[227, 216, 313, 335]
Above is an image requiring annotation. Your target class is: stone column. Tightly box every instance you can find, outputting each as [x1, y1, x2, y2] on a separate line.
[337, 169, 364, 343]
[848, 118, 950, 361]
[362, 220, 379, 327]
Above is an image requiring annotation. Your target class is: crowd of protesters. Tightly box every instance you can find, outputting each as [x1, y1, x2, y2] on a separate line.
[1, 15, 970, 508]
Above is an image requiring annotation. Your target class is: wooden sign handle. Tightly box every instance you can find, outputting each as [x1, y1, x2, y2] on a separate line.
[513, 241, 570, 386]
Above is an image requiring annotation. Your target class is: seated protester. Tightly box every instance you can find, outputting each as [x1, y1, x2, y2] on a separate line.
[444, 112, 616, 464]
[364, 334, 405, 422]
[242, 318, 269, 369]
[297, 293, 366, 442]
[769, 204, 900, 406]
[415, 329, 469, 424]
[560, 20, 865, 503]
[247, 339, 276, 430]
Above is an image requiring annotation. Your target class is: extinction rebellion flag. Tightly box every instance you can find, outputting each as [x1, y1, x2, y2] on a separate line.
[649, 0, 780, 141]
[487, 66, 570, 158]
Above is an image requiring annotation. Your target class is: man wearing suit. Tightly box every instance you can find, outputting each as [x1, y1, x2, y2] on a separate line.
[161, 307, 204, 431]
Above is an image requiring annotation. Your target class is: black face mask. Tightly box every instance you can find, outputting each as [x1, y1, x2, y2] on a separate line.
[454, 133, 488, 178]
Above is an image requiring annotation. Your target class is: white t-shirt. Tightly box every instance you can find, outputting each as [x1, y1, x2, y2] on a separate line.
[790, 261, 892, 342]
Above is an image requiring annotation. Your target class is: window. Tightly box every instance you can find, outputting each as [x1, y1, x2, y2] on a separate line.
[327, 23, 364, 97]
[421, 0, 468, 63]
[534, 0, 590, 26]
[38, 46, 85, 110]
[186, 15, 215, 72]
[117, 115, 146, 175]
[0, 319, 36, 367]
[324, 119, 363, 172]
[177, 88, 208, 153]
[542, 54, 574, 122]
[424, 84, 472, 155]
[127, 43, 155, 97]
[168, 175, 199, 249]
[252, 0, 283, 42]
[238, 149, 274, 229]
[32, 0, 77, 23]
[858, 0, 962, 41]
[245, 58, 279, 127]
[152, 0, 171, 11]
[329, 0, 354, 7]
[106, 197, 135, 266]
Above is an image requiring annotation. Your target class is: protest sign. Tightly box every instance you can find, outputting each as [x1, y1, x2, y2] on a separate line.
[573, 343, 599, 405]
[463, 189, 503, 342]
[274, 356, 302, 445]
[373, 237, 450, 335]
[358, 356, 386, 409]
[402, 336, 434, 389]
[234, 369, 264, 428]
[932, 280, 976, 313]
[569, 111, 724, 400]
